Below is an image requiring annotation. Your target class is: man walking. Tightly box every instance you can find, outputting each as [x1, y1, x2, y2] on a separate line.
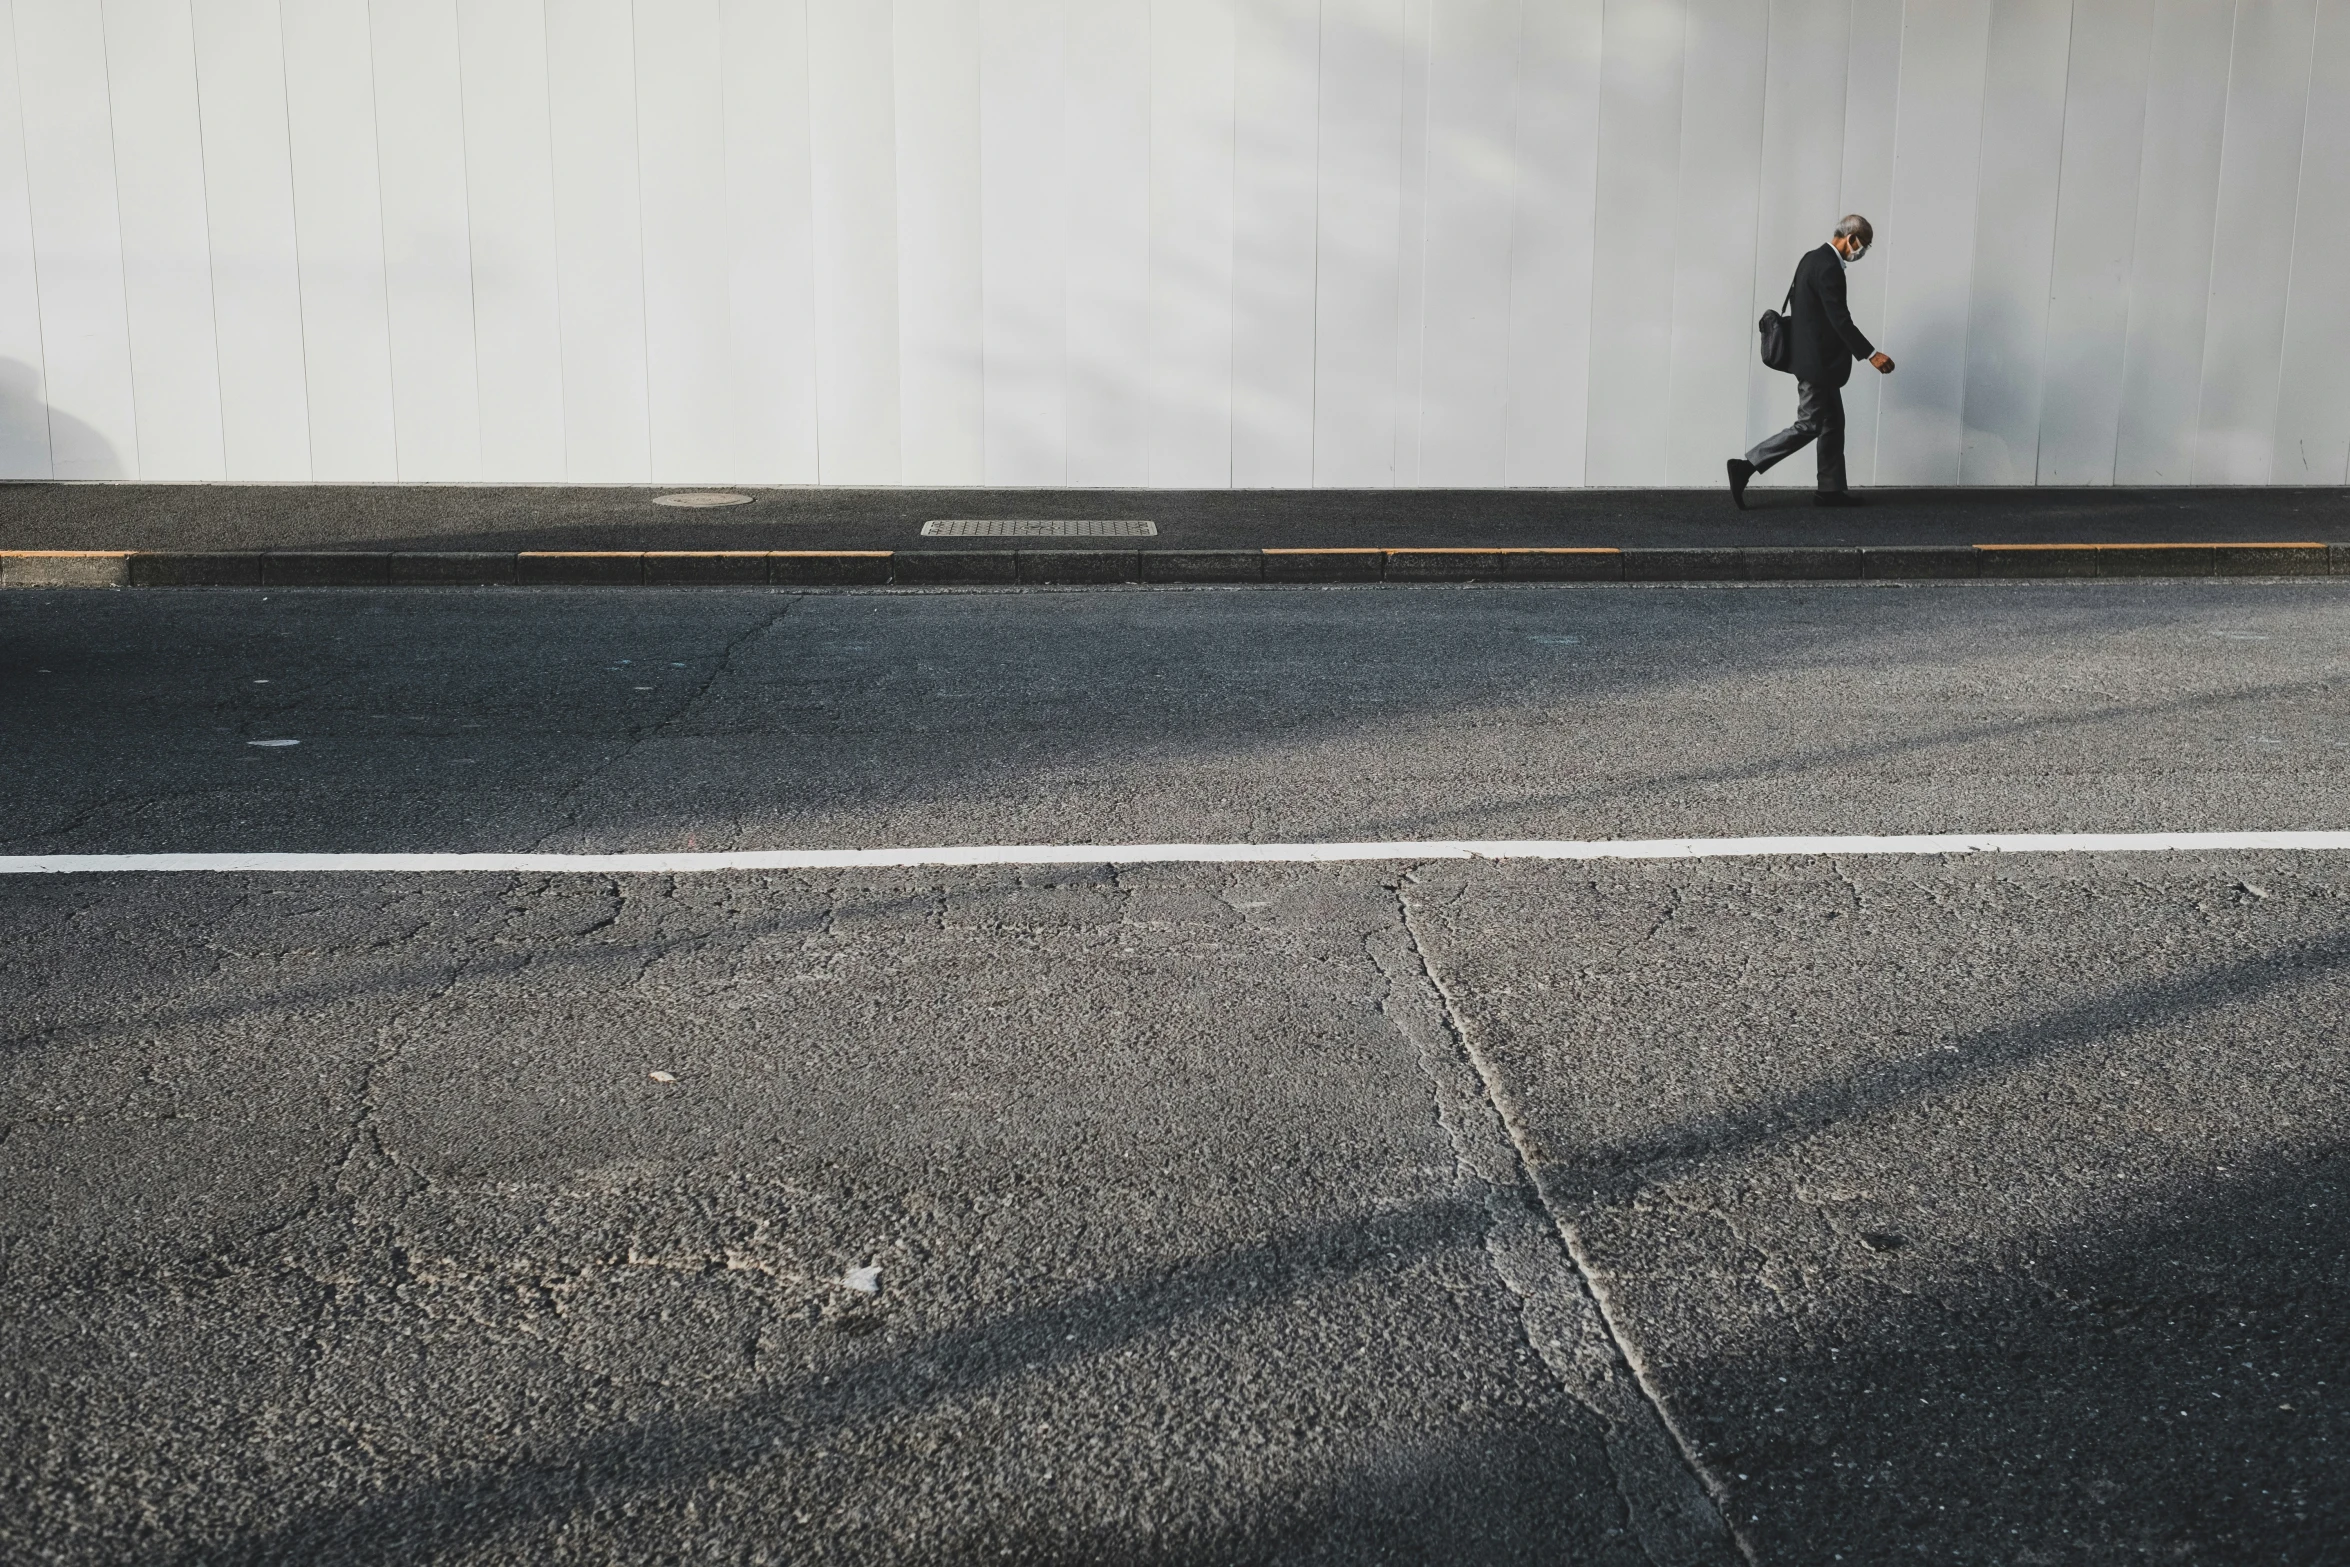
[1729, 215, 1894, 509]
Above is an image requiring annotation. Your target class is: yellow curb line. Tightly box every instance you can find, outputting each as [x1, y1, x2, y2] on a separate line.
[1973, 541, 2326, 551]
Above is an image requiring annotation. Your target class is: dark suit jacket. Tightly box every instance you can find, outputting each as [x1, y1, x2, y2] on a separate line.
[1787, 243, 1875, 388]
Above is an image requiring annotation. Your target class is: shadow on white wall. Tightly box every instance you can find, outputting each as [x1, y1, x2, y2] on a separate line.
[0, 361, 118, 482]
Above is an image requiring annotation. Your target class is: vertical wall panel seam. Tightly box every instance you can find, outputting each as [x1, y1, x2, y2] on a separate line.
[1863, 0, 1903, 475]
[975, 0, 989, 489]
[798, 0, 820, 483]
[2247, 0, 2321, 483]
[1492, 0, 1524, 484]
[186, 0, 227, 469]
[2, 4, 51, 470]
[96, 1, 143, 475]
[1057, 0, 1073, 484]
[626, 1, 654, 478]
[364, 0, 402, 477]
[2071, 0, 2151, 487]
[452, 0, 490, 478]
[1579, 0, 1599, 484]
[1739, 0, 1774, 466]
[1572, 0, 1599, 487]
[2108, 6, 2170, 486]
[2186, 0, 2250, 481]
[1147, 5, 1157, 486]
[2021, 0, 2079, 485]
[1657, 0, 1693, 453]
[1740, 0, 1775, 414]
[1307, 0, 1324, 484]
[717, 0, 734, 481]
[1061, 3, 1072, 484]
[1146, 0, 1155, 482]
[2306, 0, 2350, 482]
[1420, 0, 1438, 484]
[1946, 0, 1991, 482]
[1575, 0, 1613, 488]
[1222, 1, 1236, 486]
[537, 0, 572, 477]
[268, 0, 313, 476]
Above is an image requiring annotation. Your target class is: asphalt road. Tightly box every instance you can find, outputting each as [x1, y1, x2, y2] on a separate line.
[5, 579, 2348, 1564]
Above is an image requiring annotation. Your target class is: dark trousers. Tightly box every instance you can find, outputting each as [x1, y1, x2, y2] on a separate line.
[1746, 381, 1847, 493]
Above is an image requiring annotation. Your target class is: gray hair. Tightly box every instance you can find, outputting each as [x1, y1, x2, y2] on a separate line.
[1834, 214, 1874, 245]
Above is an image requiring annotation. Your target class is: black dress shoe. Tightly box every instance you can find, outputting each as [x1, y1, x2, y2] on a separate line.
[1815, 491, 1863, 508]
[1727, 458, 1755, 509]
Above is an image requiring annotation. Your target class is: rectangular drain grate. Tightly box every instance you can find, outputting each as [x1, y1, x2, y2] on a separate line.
[921, 518, 1157, 538]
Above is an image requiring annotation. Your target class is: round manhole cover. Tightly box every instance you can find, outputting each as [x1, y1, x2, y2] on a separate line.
[653, 491, 755, 508]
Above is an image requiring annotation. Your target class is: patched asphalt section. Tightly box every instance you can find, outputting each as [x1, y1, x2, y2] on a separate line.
[1402, 854, 2350, 1561]
[0, 865, 1728, 1566]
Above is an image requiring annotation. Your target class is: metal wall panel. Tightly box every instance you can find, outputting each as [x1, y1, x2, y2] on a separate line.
[722, 0, 819, 484]
[281, 0, 397, 481]
[1664, 0, 1767, 485]
[636, 0, 738, 481]
[1744, 0, 1848, 484]
[545, 0, 650, 481]
[190, 0, 311, 479]
[1416, 0, 1519, 487]
[808, 0, 900, 483]
[979, 0, 1065, 485]
[723, 0, 820, 484]
[2272, 0, 2350, 485]
[2193, 0, 2320, 484]
[1311, 0, 1405, 485]
[1874, 0, 1993, 486]
[373, 0, 482, 480]
[1834, 0, 1900, 485]
[1501, 0, 1602, 485]
[1146, 0, 1236, 485]
[1230, 0, 1319, 487]
[2037, 0, 2150, 484]
[1390, 0, 1431, 485]
[893, 0, 983, 484]
[1584, 0, 1684, 487]
[18, 0, 139, 478]
[0, 0, 51, 478]
[1064, 0, 1151, 486]
[1957, 0, 2071, 486]
[103, 0, 225, 479]
[457, 0, 567, 482]
[2112, 0, 2232, 485]
[0, 0, 2336, 487]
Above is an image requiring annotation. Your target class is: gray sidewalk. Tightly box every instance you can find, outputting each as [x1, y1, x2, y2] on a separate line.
[4, 482, 2348, 553]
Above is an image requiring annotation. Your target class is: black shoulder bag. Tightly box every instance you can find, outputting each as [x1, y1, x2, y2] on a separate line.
[1758, 272, 1797, 374]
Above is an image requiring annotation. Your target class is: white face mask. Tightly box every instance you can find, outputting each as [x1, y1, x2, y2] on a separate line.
[1841, 239, 1869, 262]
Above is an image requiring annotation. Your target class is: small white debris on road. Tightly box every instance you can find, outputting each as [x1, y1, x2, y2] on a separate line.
[842, 1266, 881, 1294]
[647, 1070, 676, 1083]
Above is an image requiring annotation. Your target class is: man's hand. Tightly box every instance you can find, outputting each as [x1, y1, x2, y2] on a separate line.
[1870, 352, 1895, 374]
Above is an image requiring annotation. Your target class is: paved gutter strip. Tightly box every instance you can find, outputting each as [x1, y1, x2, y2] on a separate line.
[9, 542, 2347, 588]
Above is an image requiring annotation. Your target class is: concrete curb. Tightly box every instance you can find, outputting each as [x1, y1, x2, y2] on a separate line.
[4, 543, 2344, 589]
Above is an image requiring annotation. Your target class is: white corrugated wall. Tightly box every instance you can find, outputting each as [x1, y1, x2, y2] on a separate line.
[0, 0, 2343, 486]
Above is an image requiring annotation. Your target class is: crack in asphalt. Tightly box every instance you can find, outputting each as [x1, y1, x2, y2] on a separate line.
[1371, 872, 1749, 1567]
[528, 597, 799, 853]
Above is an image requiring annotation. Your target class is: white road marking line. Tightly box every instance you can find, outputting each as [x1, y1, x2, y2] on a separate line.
[3, 832, 2348, 874]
